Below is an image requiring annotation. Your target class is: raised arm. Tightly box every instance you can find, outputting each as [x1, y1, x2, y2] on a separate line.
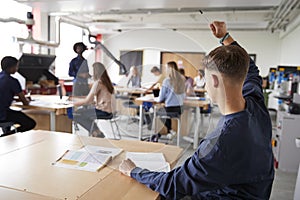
[210, 21, 263, 100]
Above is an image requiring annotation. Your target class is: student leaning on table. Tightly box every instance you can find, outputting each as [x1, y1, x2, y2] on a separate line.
[147, 66, 166, 91]
[72, 62, 115, 137]
[0, 56, 36, 135]
[120, 21, 274, 199]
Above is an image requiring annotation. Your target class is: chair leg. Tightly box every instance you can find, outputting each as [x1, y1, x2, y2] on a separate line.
[113, 120, 121, 139]
[177, 118, 181, 147]
[89, 121, 95, 136]
[116, 121, 121, 139]
[109, 121, 116, 140]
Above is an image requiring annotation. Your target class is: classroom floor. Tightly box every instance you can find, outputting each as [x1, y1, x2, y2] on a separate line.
[74, 106, 298, 200]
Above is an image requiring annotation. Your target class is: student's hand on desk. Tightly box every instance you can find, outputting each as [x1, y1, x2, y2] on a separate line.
[119, 159, 136, 176]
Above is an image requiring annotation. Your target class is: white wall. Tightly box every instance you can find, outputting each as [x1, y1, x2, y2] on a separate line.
[280, 24, 300, 66]
[103, 28, 281, 84]
[181, 30, 281, 76]
[55, 23, 95, 79]
[103, 28, 206, 85]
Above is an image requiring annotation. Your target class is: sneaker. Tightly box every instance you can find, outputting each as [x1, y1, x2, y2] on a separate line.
[167, 130, 176, 140]
[150, 133, 161, 142]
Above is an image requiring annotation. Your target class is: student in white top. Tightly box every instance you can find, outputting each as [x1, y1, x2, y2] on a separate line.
[127, 66, 141, 88]
[194, 69, 205, 88]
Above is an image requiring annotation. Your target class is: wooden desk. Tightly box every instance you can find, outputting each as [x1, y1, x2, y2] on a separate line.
[0, 130, 182, 200]
[135, 95, 210, 148]
[114, 86, 151, 96]
[193, 88, 206, 93]
[12, 95, 73, 132]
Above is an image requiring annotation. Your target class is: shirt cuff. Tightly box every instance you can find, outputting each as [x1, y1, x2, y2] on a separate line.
[130, 167, 149, 179]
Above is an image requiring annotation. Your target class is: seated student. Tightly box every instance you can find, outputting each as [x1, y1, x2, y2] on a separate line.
[119, 21, 274, 199]
[179, 68, 195, 96]
[0, 56, 36, 135]
[194, 69, 205, 88]
[127, 66, 141, 88]
[73, 62, 115, 137]
[153, 61, 186, 139]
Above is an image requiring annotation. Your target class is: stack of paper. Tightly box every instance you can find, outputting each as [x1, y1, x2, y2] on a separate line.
[53, 145, 123, 172]
[126, 152, 170, 172]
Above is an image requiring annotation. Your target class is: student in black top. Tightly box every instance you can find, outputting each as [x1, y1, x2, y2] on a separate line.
[119, 21, 274, 199]
[0, 56, 36, 136]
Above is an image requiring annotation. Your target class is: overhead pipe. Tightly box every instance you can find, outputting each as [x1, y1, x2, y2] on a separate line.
[0, 17, 26, 24]
[274, 0, 300, 30]
[14, 12, 91, 48]
[267, 0, 292, 30]
[268, 0, 298, 32]
[271, 0, 298, 29]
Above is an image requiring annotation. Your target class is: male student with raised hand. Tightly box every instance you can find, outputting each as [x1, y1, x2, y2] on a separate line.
[119, 21, 274, 199]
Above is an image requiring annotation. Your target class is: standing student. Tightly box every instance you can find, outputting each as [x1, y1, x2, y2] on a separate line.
[119, 21, 274, 199]
[194, 69, 205, 88]
[147, 66, 166, 91]
[156, 61, 186, 137]
[179, 68, 195, 96]
[0, 56, 36, 135]
[73, 62, 115, 137]
[127, 66, 141, 88]
[69, 42, 91, 96]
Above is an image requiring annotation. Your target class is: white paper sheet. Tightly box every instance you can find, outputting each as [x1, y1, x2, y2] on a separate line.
[126, 152, 170, 172]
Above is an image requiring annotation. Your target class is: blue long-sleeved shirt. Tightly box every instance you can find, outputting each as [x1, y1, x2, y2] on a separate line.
[158, 78, 185, 107]
[68, 55, 89, 83]
[131, 41, 274, 200]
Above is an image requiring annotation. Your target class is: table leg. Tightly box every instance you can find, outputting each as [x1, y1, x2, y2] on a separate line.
[193, 107, 200, 149]
[50, 112, 56, 131]
[138, 104, 143, 140]
[152, 105, 157, 137]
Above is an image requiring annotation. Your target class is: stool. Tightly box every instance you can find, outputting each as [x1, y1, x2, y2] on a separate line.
[90, 114, 121, 140]
[0, 122, 17, 137]
[154, 111, 181, 146]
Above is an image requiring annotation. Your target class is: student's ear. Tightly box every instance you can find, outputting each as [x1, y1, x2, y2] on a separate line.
[211, 74, 219, 88]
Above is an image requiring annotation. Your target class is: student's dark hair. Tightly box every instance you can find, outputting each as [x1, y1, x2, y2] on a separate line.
[198, 69, 204, 76]
[151, 66, 160, 73]
[1, 56, 18, 71]
[203, 45, 250, 83]
[93, 62, 114, 94]
[178, 68, 185, 76]
[73, 42, 87, 53]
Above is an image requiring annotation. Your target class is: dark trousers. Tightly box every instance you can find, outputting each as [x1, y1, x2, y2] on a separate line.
[0, 109, 36, 135]
[157, 106, 182, 133]
[73, 108, 113, 133]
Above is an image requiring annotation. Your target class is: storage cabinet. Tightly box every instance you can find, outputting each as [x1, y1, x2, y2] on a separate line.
[273, 111, 300, 172]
